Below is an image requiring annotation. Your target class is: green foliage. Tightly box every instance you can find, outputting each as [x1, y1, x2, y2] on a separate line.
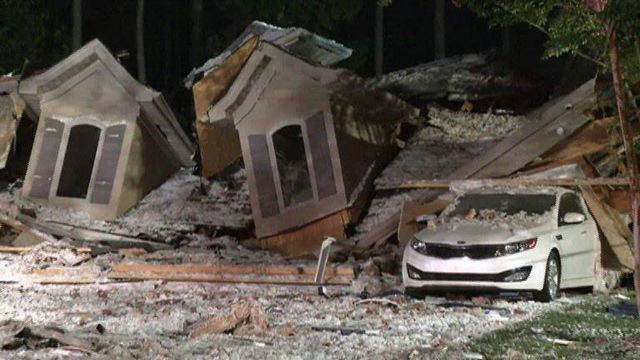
[464, 293, 640, 359]
[0, 0, 69, 75]
[458, 0, 640, 79]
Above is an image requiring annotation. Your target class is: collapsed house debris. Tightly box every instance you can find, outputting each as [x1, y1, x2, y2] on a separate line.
[372, 50, 546, 111]
[352, 105, 531, 251]
[0, 9, 638, 357]
[188, 22, 419, 255]
[354, 76, 635, 284]
[15, 39, 195, 220]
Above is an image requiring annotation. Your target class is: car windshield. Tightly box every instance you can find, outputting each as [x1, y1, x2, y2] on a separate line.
[445, 193, 556, 217]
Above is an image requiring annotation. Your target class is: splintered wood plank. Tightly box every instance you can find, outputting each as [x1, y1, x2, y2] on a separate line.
[448, 79, 596, 180]
[579, 185, 634, 271]
[110, 263, 355, 277]
[108, 263, 355, 285]
[0, 245, 34, 253]
[0, 266, 103, 284]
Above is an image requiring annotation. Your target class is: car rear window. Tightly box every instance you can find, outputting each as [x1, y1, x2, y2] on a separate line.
[446, 193, 556, 217]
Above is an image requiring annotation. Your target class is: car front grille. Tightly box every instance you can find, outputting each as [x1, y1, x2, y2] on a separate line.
[406, 264, 532, 282]
[424, 244, 501, 259]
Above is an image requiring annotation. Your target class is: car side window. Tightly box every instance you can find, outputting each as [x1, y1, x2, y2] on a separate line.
[558, 193, 585, 226]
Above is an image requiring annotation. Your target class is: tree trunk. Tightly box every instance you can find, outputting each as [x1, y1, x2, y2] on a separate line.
[192, 0, 203, 67]
[72, 0, 82, 50]
[434, 0, 446, 59]
[374, 3, 384, 77]
[136, 0, 147, 84]
[608, 28, 640, 314]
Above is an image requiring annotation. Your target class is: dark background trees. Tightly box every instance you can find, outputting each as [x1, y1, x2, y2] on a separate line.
[0, 0, 545, 94]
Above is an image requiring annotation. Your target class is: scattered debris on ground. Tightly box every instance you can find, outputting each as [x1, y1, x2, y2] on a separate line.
[0, 36, 633, 360]
[0, 279, 587, 359]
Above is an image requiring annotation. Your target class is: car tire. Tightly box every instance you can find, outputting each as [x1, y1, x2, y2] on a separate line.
[534, 252, 561, 302]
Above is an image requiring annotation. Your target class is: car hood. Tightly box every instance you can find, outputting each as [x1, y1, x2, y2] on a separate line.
[414, 220, 555, 246]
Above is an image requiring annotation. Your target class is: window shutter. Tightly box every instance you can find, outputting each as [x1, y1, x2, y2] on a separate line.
[29, 118, 64, 198]
[90, 124, 126, 204]
[305, 112, 337, 199]
[248, 134, 280, 218]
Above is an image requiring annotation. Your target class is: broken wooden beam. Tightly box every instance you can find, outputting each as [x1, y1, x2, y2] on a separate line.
[398, 177, 631, 190]
[108, 263, 355, 285]
[580, 185, 634, 271]
[0, 262, 355, 286]
[0, 266, 104, 284]
[0, 245, 37, 253]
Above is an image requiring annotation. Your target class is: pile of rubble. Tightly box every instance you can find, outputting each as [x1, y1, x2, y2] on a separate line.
[0, 20, 634, 359]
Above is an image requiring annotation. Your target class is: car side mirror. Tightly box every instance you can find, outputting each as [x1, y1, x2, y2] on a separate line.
[563, 212, 585, 224]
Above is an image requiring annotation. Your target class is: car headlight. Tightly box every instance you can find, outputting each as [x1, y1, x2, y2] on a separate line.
[410, 238, 428, 255]
[494, 238, 537, 257]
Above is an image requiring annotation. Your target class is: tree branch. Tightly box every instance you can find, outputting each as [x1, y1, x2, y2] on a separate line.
[494, 2, 607, 67]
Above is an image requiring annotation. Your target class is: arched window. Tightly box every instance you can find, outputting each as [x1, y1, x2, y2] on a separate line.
[272, 125, 313, 207]
[57, 124, 101, 198]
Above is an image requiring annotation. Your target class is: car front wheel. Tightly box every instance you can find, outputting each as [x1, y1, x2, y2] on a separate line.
[534, 252, 560, 302]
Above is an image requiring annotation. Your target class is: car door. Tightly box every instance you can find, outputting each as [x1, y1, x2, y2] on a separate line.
[556, 192, 594, 281]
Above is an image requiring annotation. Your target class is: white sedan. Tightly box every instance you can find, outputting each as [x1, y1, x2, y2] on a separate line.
[403, 187, 600, 301]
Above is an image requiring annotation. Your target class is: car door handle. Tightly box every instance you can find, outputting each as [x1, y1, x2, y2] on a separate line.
[555, 234, 563, 240]
[580, 231, 587, 235]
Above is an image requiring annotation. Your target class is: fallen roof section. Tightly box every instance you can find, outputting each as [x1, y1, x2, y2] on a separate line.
[184, 20, 352, 88]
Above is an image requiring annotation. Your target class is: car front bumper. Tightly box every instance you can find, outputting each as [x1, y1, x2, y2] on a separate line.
[402, 245, 549, 291]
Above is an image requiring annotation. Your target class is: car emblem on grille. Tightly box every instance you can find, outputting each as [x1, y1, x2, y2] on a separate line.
[457, 241, 466, 245]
